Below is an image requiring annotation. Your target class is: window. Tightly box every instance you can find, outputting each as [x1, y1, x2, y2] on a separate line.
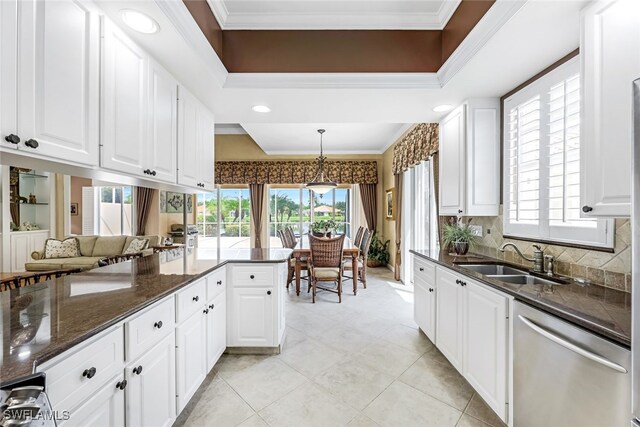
[196, 188, 251, 249]
[504, 57, 612, 248]
[86, 186, 132, 236]
[268, 187, 352, 248]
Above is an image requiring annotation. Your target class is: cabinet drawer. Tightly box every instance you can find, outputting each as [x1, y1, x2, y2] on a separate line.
[231, 265, 274, 287]
[126, 297, 175, 361]
[206, 267, 226, 301]
[42, 326, 124, 412]
[414, 258, 435, 284]
[176, 279, 206, 323]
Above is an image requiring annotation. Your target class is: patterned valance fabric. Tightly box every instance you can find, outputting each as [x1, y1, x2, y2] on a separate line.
[392, 123, 439, 175]
[215, 160, 378, 185]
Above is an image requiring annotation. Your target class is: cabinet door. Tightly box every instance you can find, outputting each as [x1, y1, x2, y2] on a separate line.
[0, 0, 17, 151]
[101, 19, 147, 176]
[10, 233, 30, 272]
[198, 110, 215, 191]
[463, 281, 508, 421]
[230, 287, 274, 347]
[126, 333, 176, 427]
[61, 376, 125, 427]
[147, 59, 177, 184]
[413, 280, 429, 334]
[176, 309, 207, 413]
[435, 267, 464, 370]
[177, 87, 200, 188]
[15, 0, 99, 166]
[580, 0, 640, 217]
[29, 231, 49, 256]
[206, 291, 227, 371]
[439, 105, 466, 215]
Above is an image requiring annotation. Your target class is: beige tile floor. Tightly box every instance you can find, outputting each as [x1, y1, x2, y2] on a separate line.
[175, 268, 506, 427]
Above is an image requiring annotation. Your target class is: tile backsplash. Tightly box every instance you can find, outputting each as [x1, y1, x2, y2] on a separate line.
[467, 210, 631, 293]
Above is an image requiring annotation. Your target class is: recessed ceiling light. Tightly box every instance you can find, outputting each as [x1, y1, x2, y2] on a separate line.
[252, 105, 271, 113]
[121, 9, 159, 34]
[433, 104, 453, 113]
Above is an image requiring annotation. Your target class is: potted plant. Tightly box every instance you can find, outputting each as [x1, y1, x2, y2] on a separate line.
[311, 219, 336, 237]
[367, 233, 390, 267]
[442, 219, 478, 255]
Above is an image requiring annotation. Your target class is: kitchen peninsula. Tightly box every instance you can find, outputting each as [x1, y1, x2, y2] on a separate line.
[1, 248, 291, 426]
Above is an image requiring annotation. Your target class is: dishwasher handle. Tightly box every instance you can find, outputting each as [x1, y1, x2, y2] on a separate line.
[517, 315, 628, 374]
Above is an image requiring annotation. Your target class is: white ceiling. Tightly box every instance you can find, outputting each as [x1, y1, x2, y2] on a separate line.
[94, 0, 588, 154]
[240, 123, 412, 154]
[207, 0, 461, 30]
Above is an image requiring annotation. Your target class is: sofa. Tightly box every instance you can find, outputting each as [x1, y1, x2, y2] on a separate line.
[25, 235, 161, 271]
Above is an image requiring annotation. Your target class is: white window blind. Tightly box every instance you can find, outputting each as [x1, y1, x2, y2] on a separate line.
[503, 57, 612, 248]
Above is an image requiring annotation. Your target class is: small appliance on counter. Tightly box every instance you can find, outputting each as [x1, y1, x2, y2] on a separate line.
[0, 373, 55, 427]
[169, 224, 198, 253]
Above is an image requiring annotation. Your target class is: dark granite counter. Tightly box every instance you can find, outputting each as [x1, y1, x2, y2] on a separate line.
[410, 249, 631, 348]
[1, 248, 292, 384]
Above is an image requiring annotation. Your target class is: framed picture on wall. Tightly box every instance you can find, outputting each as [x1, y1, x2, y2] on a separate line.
[70, 203, 78, 216]
[166, 192, 194, 214]
[385, 188, 395, 220]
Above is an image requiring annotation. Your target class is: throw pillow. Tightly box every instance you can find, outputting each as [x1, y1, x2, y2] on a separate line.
[44, 237, 81, 259]
[123, 238, 149, 255]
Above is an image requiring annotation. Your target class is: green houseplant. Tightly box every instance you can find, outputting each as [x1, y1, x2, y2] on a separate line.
[442, 220, 479, 255]
[311, 219, 336, 237]
[367, 233, 390, 267]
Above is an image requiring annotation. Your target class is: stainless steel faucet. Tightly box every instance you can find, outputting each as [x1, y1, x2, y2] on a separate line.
[499, 242, 545, 273]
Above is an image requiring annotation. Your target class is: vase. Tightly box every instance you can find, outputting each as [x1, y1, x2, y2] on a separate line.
[453, 241, 469, 255]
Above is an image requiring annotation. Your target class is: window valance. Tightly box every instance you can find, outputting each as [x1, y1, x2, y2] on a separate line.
[215, 160, 378, 185]
[392, 123, 439, 175]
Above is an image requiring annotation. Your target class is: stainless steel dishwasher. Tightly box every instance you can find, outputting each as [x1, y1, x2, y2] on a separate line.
[514, 301, 630, 427]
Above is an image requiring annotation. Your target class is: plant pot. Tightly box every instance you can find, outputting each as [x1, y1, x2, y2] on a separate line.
[312, 231, 331, 238]
[367, 259, 383, 268]
[453, 241, 469, 255]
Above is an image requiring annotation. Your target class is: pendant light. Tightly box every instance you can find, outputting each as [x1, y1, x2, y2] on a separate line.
[306, 129, 337, 195]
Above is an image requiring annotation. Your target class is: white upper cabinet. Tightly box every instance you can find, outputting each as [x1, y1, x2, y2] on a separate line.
[178, 86, 215, 191]
[147, 59, 178, 184]
[580, 0, 640, 217]
[1, 0, 100, 165]
[439, 99, 500, 216]
[101, 18, 147, 176]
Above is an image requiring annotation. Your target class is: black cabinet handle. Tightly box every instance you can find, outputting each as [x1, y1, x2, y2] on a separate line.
[116, 380, 127, 390]
[154, 320, 163, 329]
[133, 365, 143, 375]
[24, 139, 39, 149]
[250, 275, 255, 279]
[151, 170, 157, 176]
[4, 134, 20, 144]
[217, 280, 222, 286]
[209, 304, 214, 309]
[267, 290, 271, 295]
[419, 268, 424, 272]
[461, 281, 467, 287]
[582, 205, 593, 213]
[193, 295, 199, 302]
[458, 209, 463, 214]
[455, 279, 460, 285]
[429, 288, 434, 292]
[82, 367, 97, 379]
[143, 169, 150, 175]
[203, 308, 209, 314]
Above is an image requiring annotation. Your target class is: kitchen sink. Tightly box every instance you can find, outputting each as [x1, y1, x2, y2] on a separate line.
[485, 274, 565, 286]
[458, 264, 528, 276]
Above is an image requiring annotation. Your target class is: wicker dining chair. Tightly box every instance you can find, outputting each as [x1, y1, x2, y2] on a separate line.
[343, 228, 373, 289]
[279, 228, 308, 288]
[285, 226, 298, 249]
[353, 226, 365, 247]
[308, 234, 346, 303]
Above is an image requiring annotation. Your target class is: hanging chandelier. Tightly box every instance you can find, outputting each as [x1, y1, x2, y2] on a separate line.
[305, 129, 337, 195]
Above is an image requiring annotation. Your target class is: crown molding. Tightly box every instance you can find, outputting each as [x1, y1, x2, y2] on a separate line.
[204, 0, 461, 30]
[215, 124, 247, 135]
[437, 0, 527, 87]
[155, 0, 228, 87]
[380, 123, 417, 154]
[224, 72, 441, 89]
[262, 149, 386, 156]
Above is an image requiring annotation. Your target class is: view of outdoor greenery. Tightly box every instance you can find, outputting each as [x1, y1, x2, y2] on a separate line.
[197, 189, 251, 248]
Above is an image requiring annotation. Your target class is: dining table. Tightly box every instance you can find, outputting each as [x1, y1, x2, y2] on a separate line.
[292, 235, 360, 296]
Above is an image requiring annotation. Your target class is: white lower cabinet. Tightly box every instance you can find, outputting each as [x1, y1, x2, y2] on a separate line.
[59, 375, 125, 427]
[206, 290, 227, 371]
[126, 332, 176, 427]
[413, 258, 437, 342]
[10, 230, 49, 272]
[435, 267, 465, 371]
[230, 287, 274, 347]
[427, 264, 510, 423]
[176, 306, 207, 413]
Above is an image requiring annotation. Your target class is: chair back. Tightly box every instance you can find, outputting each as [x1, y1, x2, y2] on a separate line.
[285, 227, 297, 248]
[359, 229, 372, 261]
[277, 230, 286, 247]
[353, 226, 365, 247]
[308, 234, 346, 268]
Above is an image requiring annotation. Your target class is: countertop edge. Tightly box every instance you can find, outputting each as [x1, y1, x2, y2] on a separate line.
[409, 250, 631, 349]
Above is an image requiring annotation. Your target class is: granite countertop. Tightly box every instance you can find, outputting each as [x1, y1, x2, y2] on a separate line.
[1, 248, 292, 384]
[410, 249, 631, 348]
